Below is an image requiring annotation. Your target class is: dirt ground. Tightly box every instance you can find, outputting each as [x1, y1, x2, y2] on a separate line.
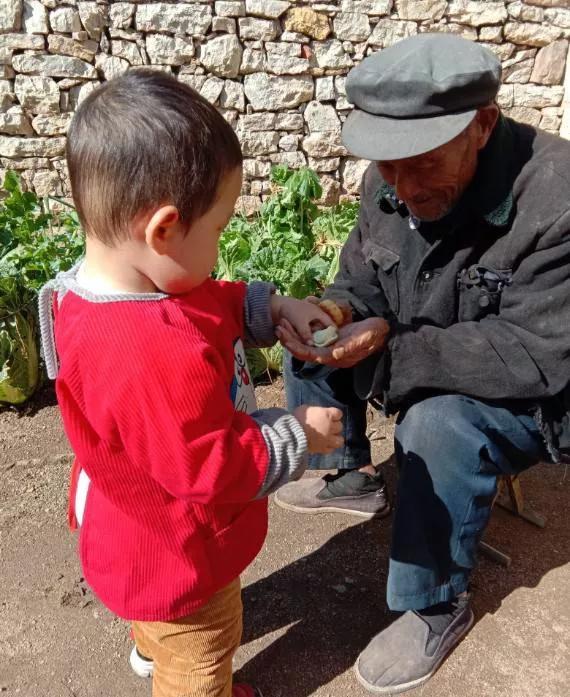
[1, 379, 569, 697]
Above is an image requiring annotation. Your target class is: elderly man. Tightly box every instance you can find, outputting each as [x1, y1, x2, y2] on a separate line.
[276, 33, 570, 694]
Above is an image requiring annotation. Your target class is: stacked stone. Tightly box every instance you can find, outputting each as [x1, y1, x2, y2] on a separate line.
[0, 0, 569, 211]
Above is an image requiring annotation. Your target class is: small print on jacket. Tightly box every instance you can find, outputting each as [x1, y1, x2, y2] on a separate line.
[231, 338, 257, 414]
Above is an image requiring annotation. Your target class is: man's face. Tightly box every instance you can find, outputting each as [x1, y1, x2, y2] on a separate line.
[376, 113, 493, 222]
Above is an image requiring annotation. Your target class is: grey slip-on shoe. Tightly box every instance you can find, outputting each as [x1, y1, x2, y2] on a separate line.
[274, 469, 390, 519]
[354, 603, 474, 694]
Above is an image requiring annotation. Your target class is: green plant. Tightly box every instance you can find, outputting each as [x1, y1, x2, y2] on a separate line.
[218, 166, 327, 296]
[0, 278, 38, 405]
[0, 171, 83, 404]
[0, 164, 358, 401]
[216, 165, 359, 378]
[312, 200, 360, 287]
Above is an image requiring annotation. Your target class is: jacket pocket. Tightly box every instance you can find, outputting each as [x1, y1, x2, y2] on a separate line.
[362, 241, 400, 314]
[457, 265, 512, 322]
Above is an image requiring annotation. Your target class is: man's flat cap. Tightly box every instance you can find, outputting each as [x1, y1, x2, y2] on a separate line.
[342, 33, 501, 161]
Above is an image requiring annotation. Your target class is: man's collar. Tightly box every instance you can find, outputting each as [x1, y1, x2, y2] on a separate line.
[374, 182, 419, 230]
[374, 114, 515, 231]
[466, 114, 515, 228]
[482, 190, 513, 227]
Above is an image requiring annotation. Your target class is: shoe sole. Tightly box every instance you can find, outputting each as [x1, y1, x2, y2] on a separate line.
[353, 609, 474, 695]
[128, 649, 248, 683]
[274, 497, 391, 520]
[129, 647, 154, 678]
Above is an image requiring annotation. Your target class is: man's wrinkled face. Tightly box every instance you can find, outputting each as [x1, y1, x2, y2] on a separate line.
[376, 109, 497, 222]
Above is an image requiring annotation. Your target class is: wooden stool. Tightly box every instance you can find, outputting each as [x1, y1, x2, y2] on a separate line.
[479, 474, 546, 567]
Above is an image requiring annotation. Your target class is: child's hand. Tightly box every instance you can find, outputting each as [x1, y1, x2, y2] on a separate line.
[271, 296, 336, 345]
[293, 405, 344, 454]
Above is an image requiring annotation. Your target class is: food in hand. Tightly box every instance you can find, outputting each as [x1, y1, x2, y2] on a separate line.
[318, 299, 344, 326]
[312, 326, 339, 347]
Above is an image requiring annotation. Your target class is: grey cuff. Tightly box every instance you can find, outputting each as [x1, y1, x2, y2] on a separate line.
[244, 281, 277, 348]
[253, 408, 308, 498]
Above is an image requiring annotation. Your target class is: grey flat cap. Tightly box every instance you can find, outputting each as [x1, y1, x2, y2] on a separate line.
[342, 33, 501, 161]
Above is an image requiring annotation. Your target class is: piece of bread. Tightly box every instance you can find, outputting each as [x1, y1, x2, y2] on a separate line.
[318, 299, 344, 326]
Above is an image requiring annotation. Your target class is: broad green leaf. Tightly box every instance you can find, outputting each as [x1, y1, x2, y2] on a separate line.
[0, 171, 83, 403]
[0, 311, 39, 404]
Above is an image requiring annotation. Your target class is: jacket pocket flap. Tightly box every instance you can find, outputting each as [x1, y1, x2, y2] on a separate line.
[362, 241, 400, 272]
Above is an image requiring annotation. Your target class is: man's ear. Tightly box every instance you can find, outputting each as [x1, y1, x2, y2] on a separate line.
[144, 205, 180, 255]
[474, 104, 500, 151]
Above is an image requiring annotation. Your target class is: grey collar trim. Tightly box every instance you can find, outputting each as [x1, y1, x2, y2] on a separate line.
[52, 262, 168, 304]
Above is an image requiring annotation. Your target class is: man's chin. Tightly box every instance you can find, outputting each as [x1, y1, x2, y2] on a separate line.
[407, 204, 450, 223]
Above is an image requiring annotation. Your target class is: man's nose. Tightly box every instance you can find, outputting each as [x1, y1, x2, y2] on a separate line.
[395, 173, 424, 203]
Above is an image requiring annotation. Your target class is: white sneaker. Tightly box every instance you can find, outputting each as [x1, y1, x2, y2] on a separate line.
[129, 646, 154, 678]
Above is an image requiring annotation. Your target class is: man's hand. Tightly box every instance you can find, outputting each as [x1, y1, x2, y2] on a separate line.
[270, 295, 335, 345]
[277, 316, 391, 368]
[293, 405, 344, 454]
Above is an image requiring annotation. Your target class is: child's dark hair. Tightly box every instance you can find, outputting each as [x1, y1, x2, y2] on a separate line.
[66, 69, 243, 245]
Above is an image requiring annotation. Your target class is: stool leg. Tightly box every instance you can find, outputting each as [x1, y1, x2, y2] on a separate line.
[480, 474, 546, 566]
[496, 475, 546, 528]
[479, 540, 512, 567]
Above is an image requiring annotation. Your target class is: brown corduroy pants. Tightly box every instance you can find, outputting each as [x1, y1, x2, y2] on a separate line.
[132, 578, 243, 697]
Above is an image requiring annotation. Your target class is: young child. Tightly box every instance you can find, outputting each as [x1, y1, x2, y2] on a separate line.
[38, 70, 343, 697]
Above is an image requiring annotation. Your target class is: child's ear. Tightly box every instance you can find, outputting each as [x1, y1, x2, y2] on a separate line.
[144, 205, 181, 254]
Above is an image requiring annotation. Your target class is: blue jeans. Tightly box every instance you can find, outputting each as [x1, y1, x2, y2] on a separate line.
[284, 355, 372, 471]
[284, 353, 547, 611]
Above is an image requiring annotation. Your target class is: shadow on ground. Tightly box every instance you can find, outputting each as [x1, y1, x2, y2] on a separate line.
[236, 459, 570, 697]
[1, 380, 568, 696]
[239, 515, 393, 696]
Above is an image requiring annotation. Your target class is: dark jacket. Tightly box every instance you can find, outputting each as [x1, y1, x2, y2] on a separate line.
[325, 116, 570, 461]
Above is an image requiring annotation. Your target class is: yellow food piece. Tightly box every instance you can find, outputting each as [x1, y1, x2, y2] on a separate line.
[318, 299, 343, 326]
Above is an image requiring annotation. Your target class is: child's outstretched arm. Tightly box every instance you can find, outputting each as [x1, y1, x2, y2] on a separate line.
[253, 404, 343, 498]
[243, 282, 336, 349]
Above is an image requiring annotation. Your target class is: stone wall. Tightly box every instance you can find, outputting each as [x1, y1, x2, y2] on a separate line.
[1, 0, 569, 211]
